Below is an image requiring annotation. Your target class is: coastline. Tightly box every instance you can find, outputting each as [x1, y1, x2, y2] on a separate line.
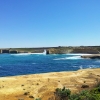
[0, 68, 100, 100]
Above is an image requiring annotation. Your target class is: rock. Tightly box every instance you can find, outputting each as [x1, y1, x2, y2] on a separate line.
[81, 54, 100, 59]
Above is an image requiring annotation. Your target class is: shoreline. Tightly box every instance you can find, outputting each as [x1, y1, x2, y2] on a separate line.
[0, 68, 100, 100]
[0, 68, 93, 78]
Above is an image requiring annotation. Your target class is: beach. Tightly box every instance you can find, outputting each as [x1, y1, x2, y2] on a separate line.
[0, 68, 100, 100]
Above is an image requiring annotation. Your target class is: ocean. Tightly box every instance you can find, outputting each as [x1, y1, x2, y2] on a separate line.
[0, 53, 100, 77]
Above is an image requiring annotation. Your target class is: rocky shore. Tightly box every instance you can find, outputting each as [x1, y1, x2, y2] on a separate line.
[81, 54, 100, 59]
[0, 68, 100, 100]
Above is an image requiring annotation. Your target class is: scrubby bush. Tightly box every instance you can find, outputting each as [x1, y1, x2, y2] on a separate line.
[35, 98, 41, 100]
[36, 85, 100, 100]
[54, 87, 71, 100]
[54, 86, 100, 100]
[69, 87, 100, 100]
[90, 86, 100, 94]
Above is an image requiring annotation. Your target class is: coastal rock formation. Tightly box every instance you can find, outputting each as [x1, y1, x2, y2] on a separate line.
[81, 54, 100, 59]
[0, 46, 100, 54]
[1, 49, 9, 53]
[72, 48, 99, 54]
[49, 47, 73, 54]
[9, 50, 18, 53]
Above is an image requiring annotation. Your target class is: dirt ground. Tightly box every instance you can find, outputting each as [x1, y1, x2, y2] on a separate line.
[0, 68, 100, 100]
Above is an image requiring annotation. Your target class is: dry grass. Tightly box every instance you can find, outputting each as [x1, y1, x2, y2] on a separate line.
[0, 68, 100, 100]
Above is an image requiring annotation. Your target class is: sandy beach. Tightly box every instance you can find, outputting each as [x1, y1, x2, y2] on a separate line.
[0, 68, 100, 100]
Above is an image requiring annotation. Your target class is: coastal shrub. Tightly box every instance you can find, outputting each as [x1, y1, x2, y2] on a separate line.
[78, 90, 92, 100]
[37, 85, 100, 100]
[18, 99, 24, 100]
[23, 92, 30, 95]
[69, 88, 100, 100]
[36, 83, 39, 85]
[54, 86, 100, 100]
[94, 78, 100, 87]
[90, 86, 100, 94]
[54, 87, 71, 100]
[21, 84, 24, 86]
[69, 90, 90, 100]
[81, 84, 89, 88]
[35, 98, 41, 100]
[69, 94, 80, 100]
[29, 95, 34, 98]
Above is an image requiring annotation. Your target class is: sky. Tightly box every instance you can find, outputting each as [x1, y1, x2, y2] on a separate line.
[0, 0, 100, 48]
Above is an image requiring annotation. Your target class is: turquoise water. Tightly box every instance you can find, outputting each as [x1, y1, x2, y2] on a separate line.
[0, 53, 100, 77]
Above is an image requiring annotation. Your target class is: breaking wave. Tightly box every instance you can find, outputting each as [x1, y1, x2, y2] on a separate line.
[66, 56, 82, 59]
[11, 50, 46, 56]
[53, 56, 82, 60]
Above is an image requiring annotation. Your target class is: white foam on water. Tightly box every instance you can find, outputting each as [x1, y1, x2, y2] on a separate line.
[11, 53, 43, 56]
[66, 53, 92, 56]
[43, 49, 46, 54]
[52, 54, 58, 55]
[88, 65, 99, 68]
[53, 56, 83, 60]
[32, 63, 36, 64]
[53, 58, 67, 60]
[11, 50, 47, 56]
[79, 65, 83, 69]
[95, 60, 100, 63]
[11, 53, 33, 56]
[73, 66, 77, 68]
[66, 56, 82, 60]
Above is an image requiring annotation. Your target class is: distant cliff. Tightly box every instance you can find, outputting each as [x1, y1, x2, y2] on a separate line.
[49, 47, 73, 54]
[48, 46, 100, 54]
[0, 46, 100, 54]
[71, 47, 99, 54]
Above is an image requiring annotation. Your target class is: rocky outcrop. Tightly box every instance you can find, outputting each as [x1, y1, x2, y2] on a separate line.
[9, 50, 18, 53]
[81, 54, 100, 59]
[71, 48, 99, 54]
[49, 47, 73, 54]
[1, 49, 9, 53]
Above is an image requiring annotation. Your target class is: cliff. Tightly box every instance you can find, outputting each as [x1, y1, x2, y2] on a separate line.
[0, 46, 100, 54]
[71, 47, 99, 54]
[49, 47, 73, 54]
[48, 46, 100, 54]
[81, 54, 100, 59]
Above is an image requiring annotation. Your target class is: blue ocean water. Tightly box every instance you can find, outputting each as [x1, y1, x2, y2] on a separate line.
[0, 53, 100, 77]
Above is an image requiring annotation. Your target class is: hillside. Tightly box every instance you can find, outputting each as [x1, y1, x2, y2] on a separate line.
[0, 68, 100, 100]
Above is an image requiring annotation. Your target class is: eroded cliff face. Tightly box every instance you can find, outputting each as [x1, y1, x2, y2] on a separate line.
[48, 47, 99, 54]
[71, 48, 99, 54]
[49, 47, 73, 54]
[0, 46, 100, 54]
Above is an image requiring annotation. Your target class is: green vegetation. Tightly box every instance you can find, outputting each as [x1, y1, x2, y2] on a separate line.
[54, 86, 71, 100]
[32, 85, 100, 100]
[69, 90, 97, 100]
[54, 86, 100, 100]
[35, 98, 41, 100]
